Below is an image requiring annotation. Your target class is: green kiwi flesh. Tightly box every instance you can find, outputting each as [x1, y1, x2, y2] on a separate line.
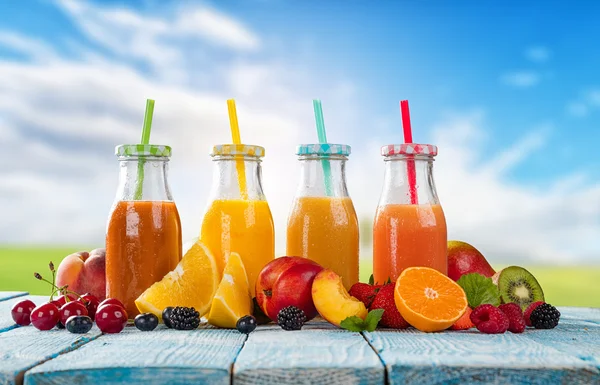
[498, 266, 545, 310]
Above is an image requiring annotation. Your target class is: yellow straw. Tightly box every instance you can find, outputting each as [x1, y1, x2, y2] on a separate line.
[227, 99, 248, 200]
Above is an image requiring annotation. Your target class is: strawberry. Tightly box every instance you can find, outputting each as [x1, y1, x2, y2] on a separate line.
[369, 283, 409, 329]
[349, 283, 379, 308]
[450, 307, 474, 330]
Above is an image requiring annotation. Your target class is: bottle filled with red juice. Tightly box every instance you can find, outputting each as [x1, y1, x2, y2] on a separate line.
[106, 145, 182, 317]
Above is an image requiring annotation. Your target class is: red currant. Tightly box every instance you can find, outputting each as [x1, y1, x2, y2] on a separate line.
[30, 303, 60, 331]
[78, 294, 100, 320]
[11, 299, 36, 326]
[59, 301, 88, 325]
[99, 298, 125, 309]
[96, 304, 128, 333]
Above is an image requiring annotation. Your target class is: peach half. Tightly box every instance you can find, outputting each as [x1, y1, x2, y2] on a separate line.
[311, 269, 368, 327]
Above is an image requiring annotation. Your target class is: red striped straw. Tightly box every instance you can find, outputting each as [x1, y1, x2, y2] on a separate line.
[400, 100, 418, 204]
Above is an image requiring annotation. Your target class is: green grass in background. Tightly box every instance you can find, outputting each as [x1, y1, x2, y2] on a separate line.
[1, 247, 598, 307]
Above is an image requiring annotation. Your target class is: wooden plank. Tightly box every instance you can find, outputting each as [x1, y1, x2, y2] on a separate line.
[524, 309, 600, 367]
[0, 324, 101, 385]
[234, 321, 385, 385]
[559, 306, 600, 324]
[0, 292, 27, 302]
[0, 296, 48, 333]
[365, 325, 599, 385]
[25, 324, 246, 385]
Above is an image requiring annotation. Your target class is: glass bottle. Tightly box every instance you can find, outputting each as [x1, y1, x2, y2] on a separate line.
[106, 144, 182, 317]
[200, 144, 274, 297]
[286, 144, 359, 290]
[372, 144, 447, 284]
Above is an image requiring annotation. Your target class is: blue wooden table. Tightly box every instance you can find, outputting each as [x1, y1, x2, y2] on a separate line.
[1, 292, 598, 385]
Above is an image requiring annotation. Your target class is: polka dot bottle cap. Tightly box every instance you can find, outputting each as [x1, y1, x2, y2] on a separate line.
[115, 144, 172, 157]
[296, 143, 351, 156]
[381, 144, 438, 156]
[211, 144, 265, 157]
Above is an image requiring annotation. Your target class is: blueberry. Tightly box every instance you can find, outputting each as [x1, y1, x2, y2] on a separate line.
[56, 321, 65, 329]
[66, 315, 93, 334]
[236, 315, 257, 334]
[162, 307, 174, 328]
[134, 313, 159, 331]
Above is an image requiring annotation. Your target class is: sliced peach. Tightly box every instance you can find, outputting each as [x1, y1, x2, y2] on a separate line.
[311, 269, 368, 327]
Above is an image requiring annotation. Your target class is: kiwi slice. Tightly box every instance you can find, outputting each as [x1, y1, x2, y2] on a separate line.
[498, 266, 545, 310]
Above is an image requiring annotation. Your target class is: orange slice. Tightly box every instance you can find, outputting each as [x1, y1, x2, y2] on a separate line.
[206, 252, 253, 328]
[135, 240, 219, 320]
[394, 267, 468, 332]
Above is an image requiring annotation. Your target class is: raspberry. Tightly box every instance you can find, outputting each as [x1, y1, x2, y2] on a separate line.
[524, 301, 545, 327]
[470, 304, 509, 334]
[499, 303, 526, 333]
[530, 303, 560, 329]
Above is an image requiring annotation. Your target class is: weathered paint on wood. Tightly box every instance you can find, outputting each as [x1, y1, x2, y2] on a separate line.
[559, 306, 600, 324]
[0, 292, 27, 302]
[0, 296, 47, 333]
[234, 321, 385, 385]
[25, 324, 247, 385]
[365, 309, 600, 385]
[0, 324, 101, 385]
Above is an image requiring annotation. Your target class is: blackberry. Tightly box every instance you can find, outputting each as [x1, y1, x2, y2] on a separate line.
[277, 306, 306, 331]
[530, 303, 560, 329]
[169, 307, 200, 330]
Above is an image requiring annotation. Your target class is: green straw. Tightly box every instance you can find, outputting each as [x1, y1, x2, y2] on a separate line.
[313, 99, 333, 197]
[134, 99, 155, 200]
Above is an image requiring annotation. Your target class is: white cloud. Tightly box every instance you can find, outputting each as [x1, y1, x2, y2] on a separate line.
[501, 71, 540, 88]
[525, 46, 551, 63]
[566, 88, 600, 117]
[0, 31, 57, 61]
[1, 0, 599, 266]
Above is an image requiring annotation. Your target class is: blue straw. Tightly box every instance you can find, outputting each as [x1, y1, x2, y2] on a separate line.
[313, 99, 333, 197]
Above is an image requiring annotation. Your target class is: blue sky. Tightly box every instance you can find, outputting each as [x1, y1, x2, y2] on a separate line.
[0, 0, 599, 264]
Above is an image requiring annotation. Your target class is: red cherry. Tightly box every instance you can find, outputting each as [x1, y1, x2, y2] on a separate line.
[99, 298, 124, 309]
[55, 294, 78, 307]
[11, 299, 36, 326]
[96, 304, 127, 333]
[31, 303, 60, 331]
[59, 301, 88, 325]
[78, 294, 100, 321]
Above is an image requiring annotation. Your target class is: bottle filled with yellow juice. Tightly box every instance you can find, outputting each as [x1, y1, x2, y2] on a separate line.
[200, 144, 274, 296]
[286, 144, 359, 290]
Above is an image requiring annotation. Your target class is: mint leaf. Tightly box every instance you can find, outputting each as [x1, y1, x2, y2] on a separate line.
[457, 273, 501, 308]
[364, 309, 384, 332]
[340, 316, 366, 332]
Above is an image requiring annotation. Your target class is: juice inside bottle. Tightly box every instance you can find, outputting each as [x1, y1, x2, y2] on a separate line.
[287, 196, 359, 290]
[106, 201, 182, 316]
[200, 144, 275, 296]
[373, 203, 447, 283]
[372, 144, 447, 284]
[286, 144, 359, 290]
[200, 198, 274, 295]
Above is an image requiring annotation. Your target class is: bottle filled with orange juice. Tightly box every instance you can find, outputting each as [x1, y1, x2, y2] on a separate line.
[286, 144, 359, 290]
[106, 145, 182, 317]
[373, 144, 447, 284]
[200, 144, 274, 297]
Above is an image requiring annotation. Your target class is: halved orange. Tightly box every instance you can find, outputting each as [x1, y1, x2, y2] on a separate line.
[394, 267, 468, 332]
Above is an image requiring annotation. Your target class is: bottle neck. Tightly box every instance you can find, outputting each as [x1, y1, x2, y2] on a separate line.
[295, 155, 350, 198]
[208, 155, 267, 201]
[379, 154, 440, 205]
[115, 156, 174, 201]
